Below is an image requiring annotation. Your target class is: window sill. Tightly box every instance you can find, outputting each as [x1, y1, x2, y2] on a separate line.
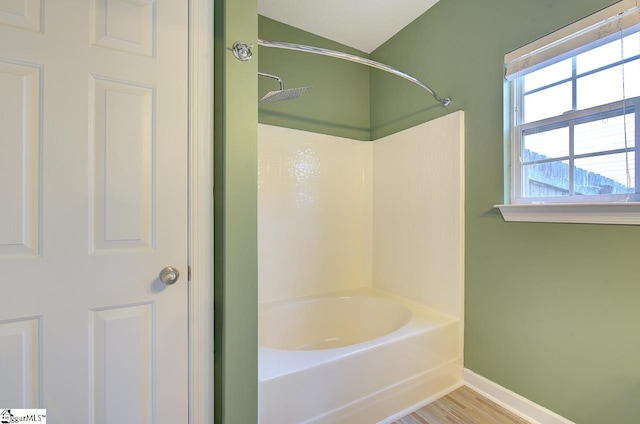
[494, 203, 640, 225]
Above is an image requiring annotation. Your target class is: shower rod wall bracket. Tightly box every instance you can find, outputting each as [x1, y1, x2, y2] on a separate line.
[232, 41, 253, 61]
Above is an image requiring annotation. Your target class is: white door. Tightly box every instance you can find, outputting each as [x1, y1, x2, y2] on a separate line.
[0, 1, 189, 423]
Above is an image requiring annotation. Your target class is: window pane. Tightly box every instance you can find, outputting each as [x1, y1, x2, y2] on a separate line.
[522, 160, 570, 197]
[524, 59, 572, 91]
[575, 113, 635, 155]
[523, 127, 569, 160]
[623, 59, 640, 99]
[622, 32, 640, 60]
[574, 153, 635, 195]
[577, 38, 622, 74]
[577, 60, 640, 110]
[524, 82, 572, 123]
[576, 32, 640, 75]
[577, 65, 624, 109]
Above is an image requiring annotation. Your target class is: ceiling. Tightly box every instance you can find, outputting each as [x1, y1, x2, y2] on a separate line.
[258, 0, 441, 54]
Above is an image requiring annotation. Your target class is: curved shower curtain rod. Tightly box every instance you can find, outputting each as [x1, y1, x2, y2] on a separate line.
[232, 39, 451, 107]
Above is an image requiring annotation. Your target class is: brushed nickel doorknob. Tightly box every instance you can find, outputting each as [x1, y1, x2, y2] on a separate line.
[159, 266, 180, 285]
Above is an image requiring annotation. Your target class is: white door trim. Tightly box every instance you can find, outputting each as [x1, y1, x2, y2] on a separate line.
[188, 0, 214, 422]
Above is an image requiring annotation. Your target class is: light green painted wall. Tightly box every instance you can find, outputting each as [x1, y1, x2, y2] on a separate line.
[258, 16, 371, 141]
[370, 1, 640, 423]
[214, 0, 258, 422]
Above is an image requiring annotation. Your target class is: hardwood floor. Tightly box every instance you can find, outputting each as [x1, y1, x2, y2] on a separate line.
[393, 386, 530, 424]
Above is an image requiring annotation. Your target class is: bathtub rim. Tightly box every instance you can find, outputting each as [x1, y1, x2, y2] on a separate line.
[259, 290, 413, 350]
[258, 287, 459, 381]
[258, 287, 458, 319]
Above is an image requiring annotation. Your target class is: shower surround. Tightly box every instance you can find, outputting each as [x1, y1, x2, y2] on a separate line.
[258, 111, 465, 423]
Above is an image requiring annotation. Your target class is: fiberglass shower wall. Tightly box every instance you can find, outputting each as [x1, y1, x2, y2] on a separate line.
[258, 111, 464, 320]
[258, 124, 373, 303]
[372, 111, 464, 319]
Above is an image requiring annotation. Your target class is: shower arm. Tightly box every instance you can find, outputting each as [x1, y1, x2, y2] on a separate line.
[257, 38, 451, 107]
[258, 71, 285, 91]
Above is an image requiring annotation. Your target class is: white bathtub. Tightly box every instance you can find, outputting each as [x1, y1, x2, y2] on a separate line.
[258, 288, 462, 424]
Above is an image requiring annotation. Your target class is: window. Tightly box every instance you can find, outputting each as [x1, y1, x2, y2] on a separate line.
[498, 0, 640, 224]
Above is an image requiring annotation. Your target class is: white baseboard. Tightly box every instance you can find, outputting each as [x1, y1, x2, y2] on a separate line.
[463, 369, 574, 424]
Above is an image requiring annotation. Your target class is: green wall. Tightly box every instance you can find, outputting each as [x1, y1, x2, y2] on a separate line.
[370, 1, 640, 423]
[214, 0, 258, 422]
[258, 16, 371, 140]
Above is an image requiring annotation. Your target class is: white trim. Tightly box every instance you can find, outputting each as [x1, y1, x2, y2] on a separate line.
[495, 202, 640, 225]
[463, 369, 575, 424]
[188, 0, 214, 423]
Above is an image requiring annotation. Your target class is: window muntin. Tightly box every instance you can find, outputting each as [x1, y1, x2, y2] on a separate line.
[524, 59, 572, 92]
[523, 127, 569, 159]
[574, 113, 635, 155]
[512, 26, 640, 204]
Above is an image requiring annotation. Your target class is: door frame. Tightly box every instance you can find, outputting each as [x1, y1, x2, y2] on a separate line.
[188, 0, 214, 422]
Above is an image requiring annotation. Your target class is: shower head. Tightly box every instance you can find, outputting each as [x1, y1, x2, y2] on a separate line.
[258, 71, 311, 103]
[259, 86, 312, 103]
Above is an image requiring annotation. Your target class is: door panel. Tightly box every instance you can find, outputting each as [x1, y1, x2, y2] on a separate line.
[89, 76, 155, 253]
[90, 0, 155, 57]
[90, 304, 154, 424]
[0, 0, 41, 32]
[0, 60, 40, 257]
[0, 1, 188, 422]
[0, 318, 40, 407]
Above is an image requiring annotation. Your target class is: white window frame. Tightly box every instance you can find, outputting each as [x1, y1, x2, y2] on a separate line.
[497, 0, 640, 225]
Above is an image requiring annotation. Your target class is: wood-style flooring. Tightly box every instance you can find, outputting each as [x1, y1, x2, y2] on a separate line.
[393, 386, 530, 424]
